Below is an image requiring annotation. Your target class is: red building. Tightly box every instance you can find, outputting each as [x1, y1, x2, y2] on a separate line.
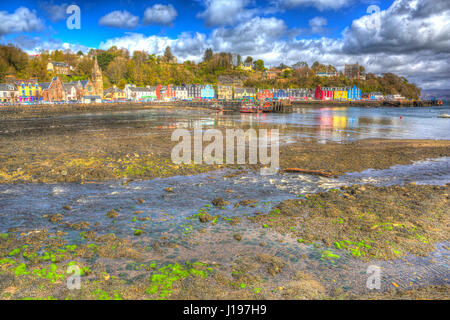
[257, 89, 273, 101]
[314, 86, 335, 100]
[156, 84, 162, 100]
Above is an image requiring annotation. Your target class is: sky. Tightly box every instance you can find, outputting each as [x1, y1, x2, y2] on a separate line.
[0, 0, 449, 90]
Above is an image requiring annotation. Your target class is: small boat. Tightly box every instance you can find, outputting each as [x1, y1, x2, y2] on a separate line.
[210, 103, 223, 111]
[437, 114, 450, 118]
[261, 101, 273, 113]
[240, 103, 259, 113]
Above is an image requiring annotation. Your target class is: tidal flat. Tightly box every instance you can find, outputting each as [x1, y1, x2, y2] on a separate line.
[0, 105, 449, 300]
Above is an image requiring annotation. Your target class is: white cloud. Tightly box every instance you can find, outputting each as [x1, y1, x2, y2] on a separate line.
[143, 4, 178, 26]
[197, 0, 255, 27]
[274, 0, 353, 11]
[99, 10, 139, 28]
[13, 35, 89, 54]
[40, 2, 68, 23]
[0, 7, 44, 36]
[309, 16, 328, 34]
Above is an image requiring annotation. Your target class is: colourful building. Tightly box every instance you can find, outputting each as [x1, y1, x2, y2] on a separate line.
[257, 89, 273, 101]
[200, 84, 215, 100]
[347, 85, 361, 101]
[334, 87, 348, 100]
[104, 85, 126, 101]
[16, 80, 42, 103]
[273, 89, 289, 100]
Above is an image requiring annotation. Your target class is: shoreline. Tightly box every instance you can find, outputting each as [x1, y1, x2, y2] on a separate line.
[0, 99, 443, 119]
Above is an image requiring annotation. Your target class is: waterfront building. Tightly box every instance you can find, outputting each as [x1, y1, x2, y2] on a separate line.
[347, 85, 361, 101]
[370, 92, 384, 100]
[334, 87, 348, 100]
[124, 84, 157, 101]
[273, 89, 289, 100]
[0, 83, 17, 103]
[81, 95, 102, 104]
[257, 89, 273, 101]
[40, 77, 65, 102]
[104, 85, 126, 101]
[63, 83, 78, 101]
[200, 84, 215, 100]
[174, 86, 188, 100]
[15, 79, 42, 103]
[186, 84, 202, 100]
[217, 85, 233, 100]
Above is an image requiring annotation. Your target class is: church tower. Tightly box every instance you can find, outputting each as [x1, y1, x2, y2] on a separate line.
[92, 55, 104, 98]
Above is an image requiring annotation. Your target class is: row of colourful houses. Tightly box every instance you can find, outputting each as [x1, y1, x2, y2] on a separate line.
[1, 78, 383, 104]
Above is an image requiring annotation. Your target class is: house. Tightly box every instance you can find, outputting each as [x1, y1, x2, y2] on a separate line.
[273, 89, 289, 100]
[264, 69, 281, 80]
[82, 95, 102, 104]
[186, 84, 202, 100]
[234, 88, 256, 100]
[0, 83, 17, 103]
[40, 77, 65, 102]
[174, 86, 188, 100]
[217, 85, 233, 100]
[159, 85, 176, 101]
[347, 85, 361, 101]
[370, 92, 384, 100]
[124, 84, 157, 101]
[316, 71, 338, 78]
[14, 79, 42, 103]
[104, 85, 126, 101]
[238, 63, 253, 71]
[257, 89, 273, 101]
[386, 94, 405, 101]
[63, 83, 78, 101]
[47, 61, 71, 75]
[200, 85, 215, 100]
[344, 64, 365, 80]
[334, 87, 348, 100]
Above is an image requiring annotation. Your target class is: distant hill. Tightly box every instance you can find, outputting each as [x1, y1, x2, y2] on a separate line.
[421, 89, 450, 100]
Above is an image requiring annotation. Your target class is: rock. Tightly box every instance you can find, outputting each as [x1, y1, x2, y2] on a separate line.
[199, 213, 213, 223]
[134, 229, 143, 236]
[63, 205, 72, 210]
[47, 214, 63, 223]
[233, 234, 242, 241]
[164, 187, 174, 193]
[212, 198, 229, 207]
[106, 209, 119, 219]
[137, 198, 145, 204]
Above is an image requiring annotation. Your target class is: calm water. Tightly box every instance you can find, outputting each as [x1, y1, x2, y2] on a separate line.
[1, 105, 449, 142]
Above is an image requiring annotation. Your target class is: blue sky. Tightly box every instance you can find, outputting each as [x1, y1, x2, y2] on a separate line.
[1, 0, 449, 89]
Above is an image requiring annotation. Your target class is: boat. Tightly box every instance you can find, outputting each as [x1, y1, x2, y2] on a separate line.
[240, 103, 260, 113]
[261, 101, 273, 113]
[437, 114, 450, 118]
[210, 103, 223, 111]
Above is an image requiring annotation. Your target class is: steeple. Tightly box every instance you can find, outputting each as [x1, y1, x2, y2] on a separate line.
[91, 54, 103, 98]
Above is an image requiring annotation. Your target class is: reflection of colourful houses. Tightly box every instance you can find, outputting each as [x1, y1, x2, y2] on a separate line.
[16, 80, 42, 103]
[347, 85, 361, 101]
[258, 89, 273, 101]
[200, 84, 215, 100]
[273, 89, 289, 100]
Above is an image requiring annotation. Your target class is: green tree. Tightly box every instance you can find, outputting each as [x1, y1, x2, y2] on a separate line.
[253, 59, 265, 71]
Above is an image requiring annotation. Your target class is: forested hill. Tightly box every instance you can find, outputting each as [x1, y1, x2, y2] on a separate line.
[0, 45, 421, 99]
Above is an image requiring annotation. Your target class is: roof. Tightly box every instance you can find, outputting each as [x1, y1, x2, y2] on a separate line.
[82, 95, 101, 99]
[104, 86, 123, 93]
[39, 82, 51, 90]
[50, 61, 69, 67]
[129, 87, 156, 92]
[0, 84, 16, 91]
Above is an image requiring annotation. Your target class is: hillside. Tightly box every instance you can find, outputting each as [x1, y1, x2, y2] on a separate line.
[0, 44, 421, 99]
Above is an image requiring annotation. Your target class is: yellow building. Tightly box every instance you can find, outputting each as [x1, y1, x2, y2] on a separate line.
[104, 86, 126, 101]
[238, 63, 253, 71]
[217, 86, 233, 100]
[16, 80, 42, 103]
[334, 87, 348, 100]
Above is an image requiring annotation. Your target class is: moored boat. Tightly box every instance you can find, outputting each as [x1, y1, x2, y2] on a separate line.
[261, 101, 273, 113]
[240, 103, 259, 113]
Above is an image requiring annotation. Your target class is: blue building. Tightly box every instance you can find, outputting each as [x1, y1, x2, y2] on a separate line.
[273, 89, 289, 100]
[200, 85, 215, 100]
[347, 85, 361, 101]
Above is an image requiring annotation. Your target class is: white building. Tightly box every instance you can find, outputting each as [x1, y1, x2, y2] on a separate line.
[0, 83, 17, 103]
[124, 84, 157, 101]
[174, 86, 188, 100]
[63, 83, 78, 101]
